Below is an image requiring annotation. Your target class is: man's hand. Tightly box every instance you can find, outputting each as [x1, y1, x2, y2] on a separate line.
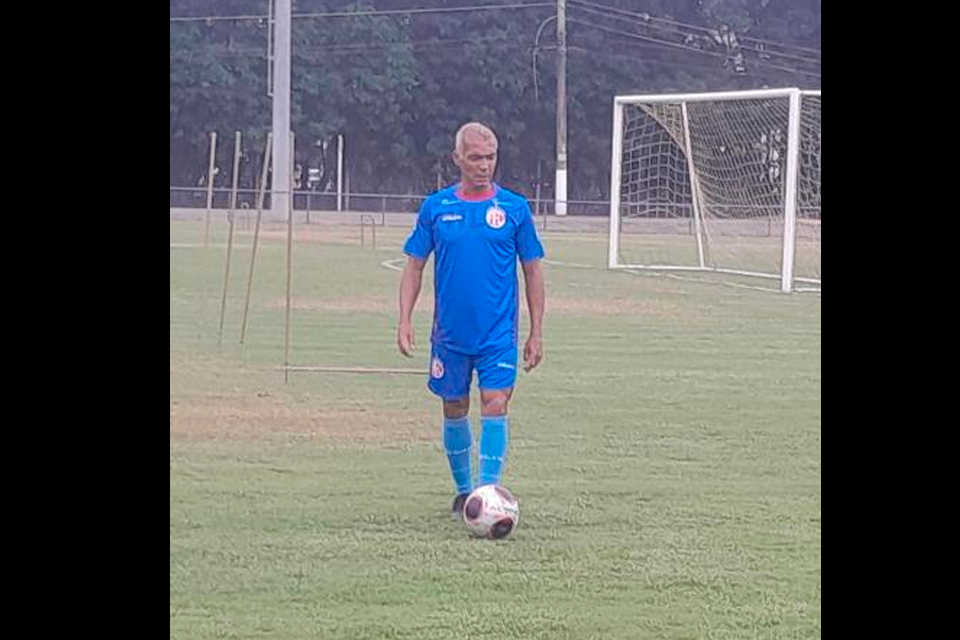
[397, 322, 417, 357]
[398, 257, 426, 358]
[520, 259, 544, 373]
[523, 333, 542, 372]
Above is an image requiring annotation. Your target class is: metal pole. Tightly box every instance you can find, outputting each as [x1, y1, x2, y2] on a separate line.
[337, 134, 344, 212]
[218, 131, 242, 346]
[279, 366, 427, 375]
[203, 131, 217, 247]
[555, 0, 568, 216]
[284, 133, 294, 382]
[271, 0, 291, 216]
[781, 90, 802, 293]
[240, 132, 272, 344]
[266, 0, 274, 97]
[536, 160, 545, 231]
[680, 104, 706, 269]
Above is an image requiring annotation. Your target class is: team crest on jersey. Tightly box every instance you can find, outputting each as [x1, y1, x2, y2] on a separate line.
[431, 357, 445, 378]
[485, 206, 506, 229]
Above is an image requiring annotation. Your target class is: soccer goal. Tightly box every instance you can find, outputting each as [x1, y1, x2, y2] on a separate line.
[608, 88, 821, 292]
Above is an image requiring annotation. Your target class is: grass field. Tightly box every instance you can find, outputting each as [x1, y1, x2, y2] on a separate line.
[170, 217, 821, 639]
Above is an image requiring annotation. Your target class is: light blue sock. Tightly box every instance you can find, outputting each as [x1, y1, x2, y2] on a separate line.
[478, 415, 509, 486]
[443, 416, 474, 495]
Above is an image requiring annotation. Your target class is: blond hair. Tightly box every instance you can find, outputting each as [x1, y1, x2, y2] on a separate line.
[454, 122, 498, 154]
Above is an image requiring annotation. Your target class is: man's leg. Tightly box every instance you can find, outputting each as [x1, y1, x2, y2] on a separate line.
[476, 346, 518, 487]
[478, 389, 512, 486]
[442, 397, 473, 499]
[428, 345, 475, 514]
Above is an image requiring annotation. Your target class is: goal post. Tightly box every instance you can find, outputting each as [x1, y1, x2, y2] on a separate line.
[608, 88, 821, 293]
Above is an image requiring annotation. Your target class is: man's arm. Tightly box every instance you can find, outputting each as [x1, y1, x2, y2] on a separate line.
[521, 259, 544, 371]
[397, 256, 427, 357]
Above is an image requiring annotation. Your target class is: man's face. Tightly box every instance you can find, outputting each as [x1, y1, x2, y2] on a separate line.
[453, 134, 497, 190]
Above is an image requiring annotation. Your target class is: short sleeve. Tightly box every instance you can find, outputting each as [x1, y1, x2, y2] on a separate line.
[515, 199, 545, 262]
[403, 198, 435, 259]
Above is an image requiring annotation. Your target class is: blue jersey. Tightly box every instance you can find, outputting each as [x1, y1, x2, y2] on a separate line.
[403, 184, 545, 355]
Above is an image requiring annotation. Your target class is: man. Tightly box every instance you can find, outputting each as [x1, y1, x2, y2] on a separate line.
[397, 122, 546, 518]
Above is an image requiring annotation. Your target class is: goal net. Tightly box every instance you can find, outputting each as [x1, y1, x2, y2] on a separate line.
[608, 88, 821, 292]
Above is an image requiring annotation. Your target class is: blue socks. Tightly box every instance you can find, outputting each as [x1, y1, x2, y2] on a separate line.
[478, 415, 509, 486]
[443, 416, 474, 495]
[444, 415, 510, 492]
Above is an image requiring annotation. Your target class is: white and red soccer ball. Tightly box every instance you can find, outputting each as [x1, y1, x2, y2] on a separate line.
[462, 484, 519, 539]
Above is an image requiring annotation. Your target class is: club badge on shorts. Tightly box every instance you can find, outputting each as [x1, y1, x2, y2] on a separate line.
[485, 205, 506, 229]
[431, 357, 445, 378]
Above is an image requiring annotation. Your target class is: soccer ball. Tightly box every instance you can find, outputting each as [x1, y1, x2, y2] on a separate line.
[462, 484, 519, 539]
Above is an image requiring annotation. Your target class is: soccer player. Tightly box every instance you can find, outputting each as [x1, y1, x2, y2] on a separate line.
[397, 122, 546, 517]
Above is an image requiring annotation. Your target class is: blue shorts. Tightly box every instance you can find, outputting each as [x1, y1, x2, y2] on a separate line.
[427, 343, 518, 400]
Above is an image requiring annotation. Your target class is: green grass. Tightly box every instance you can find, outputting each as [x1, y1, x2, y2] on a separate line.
[170, 219, 821, 639]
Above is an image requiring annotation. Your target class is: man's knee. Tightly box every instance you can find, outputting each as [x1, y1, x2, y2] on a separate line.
[443, 397, 470, 419]
[480, 389, 512, 416]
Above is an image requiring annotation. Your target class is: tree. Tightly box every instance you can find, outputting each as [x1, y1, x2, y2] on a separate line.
[170, 0, 820, 199]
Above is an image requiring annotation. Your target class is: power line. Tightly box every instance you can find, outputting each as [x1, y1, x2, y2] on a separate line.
[170, 3, 552, 23]
[170, 22, 816, 78]
[568, 18, 724, 59]
[569, 2, 820, 67]
[567, 18, 820, 78]
[569, 0, 821, 57]
[169, 2, 818, 78]
[566, 45, 751, 74]
[571, 0, 714, 40]
[169, 14, 263, 23]
[170, 36, 527, 59]
[570, 0, 718, 35]
[294, 3, 550, 20]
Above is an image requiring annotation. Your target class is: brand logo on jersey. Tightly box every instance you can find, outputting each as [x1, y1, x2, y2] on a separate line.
[440, 214, 463, 222]
[431, 357, 445, 378]
[441, 199, 458, 205]
[485, 206, 506, 229]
